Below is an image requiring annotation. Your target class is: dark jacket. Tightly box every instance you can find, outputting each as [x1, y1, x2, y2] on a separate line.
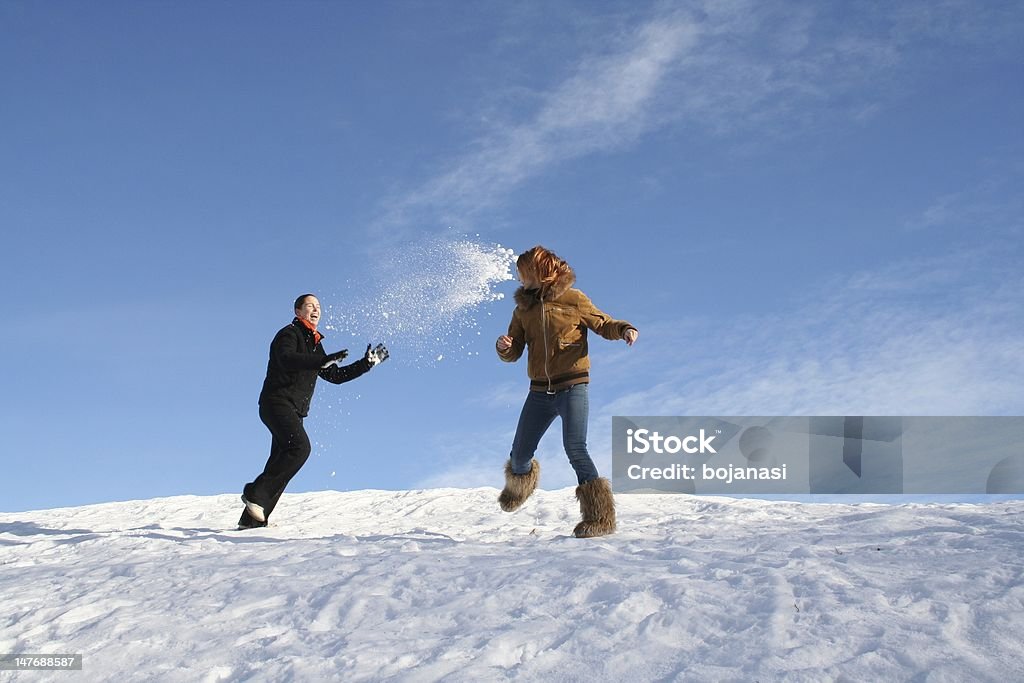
[259, 318, 370, 416]
[497, 269, 636, 393]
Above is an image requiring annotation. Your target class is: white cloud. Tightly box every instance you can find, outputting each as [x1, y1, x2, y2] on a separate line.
[374, 1, 1023, 232]
[377, 15, 700, 229]
[905, 170, 1024, 235]
[599, 245, 1024, 417]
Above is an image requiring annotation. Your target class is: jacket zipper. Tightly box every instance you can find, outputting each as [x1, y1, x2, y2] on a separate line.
[540, 295, 554, 393]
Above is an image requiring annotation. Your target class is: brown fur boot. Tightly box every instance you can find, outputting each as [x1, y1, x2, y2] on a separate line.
[498, 459, 540, 512]
[573, 477, 616, 538]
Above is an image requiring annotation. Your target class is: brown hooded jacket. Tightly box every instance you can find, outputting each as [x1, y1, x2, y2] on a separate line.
[496, 268, 636, 393]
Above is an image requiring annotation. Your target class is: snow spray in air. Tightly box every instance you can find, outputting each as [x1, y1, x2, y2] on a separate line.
[324, 236, 517, 367]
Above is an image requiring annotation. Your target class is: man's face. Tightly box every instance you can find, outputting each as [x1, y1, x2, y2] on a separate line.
[295, 296, 321, 327]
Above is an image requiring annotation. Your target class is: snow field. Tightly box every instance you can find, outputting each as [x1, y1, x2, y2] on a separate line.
[2, 489, 1022, 682]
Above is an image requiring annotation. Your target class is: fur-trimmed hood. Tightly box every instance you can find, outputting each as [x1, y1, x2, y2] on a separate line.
[513, 268, 577, 310]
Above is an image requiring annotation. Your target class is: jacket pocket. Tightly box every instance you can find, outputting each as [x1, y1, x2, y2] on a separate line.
[545, 303, 579, 329]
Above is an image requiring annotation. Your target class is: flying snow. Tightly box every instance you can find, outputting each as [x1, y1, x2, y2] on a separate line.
[325, 236, 516, 367]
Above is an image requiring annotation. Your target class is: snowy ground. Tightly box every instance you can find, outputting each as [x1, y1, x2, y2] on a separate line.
[1, 488, 1022, 682]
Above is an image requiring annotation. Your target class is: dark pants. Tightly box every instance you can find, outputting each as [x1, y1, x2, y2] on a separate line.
[244, 402, 312, 520]
[509, 383, 599, 485]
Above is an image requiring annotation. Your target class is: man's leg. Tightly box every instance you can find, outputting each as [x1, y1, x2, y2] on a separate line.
[246, 403, 312, 511]
[262, 484, 288, 520]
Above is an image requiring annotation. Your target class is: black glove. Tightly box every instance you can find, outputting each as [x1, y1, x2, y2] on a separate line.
[321, 349, 349, 369]
[364, 343, 389, 367]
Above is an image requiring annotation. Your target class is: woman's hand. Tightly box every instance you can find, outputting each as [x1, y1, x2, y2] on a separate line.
[623, 329, 638, 346]
[496, 335, 513, 351]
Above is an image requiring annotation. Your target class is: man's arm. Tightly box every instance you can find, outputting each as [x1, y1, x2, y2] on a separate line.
[319, 358, 371, 385]
[319, 343, 389, 384]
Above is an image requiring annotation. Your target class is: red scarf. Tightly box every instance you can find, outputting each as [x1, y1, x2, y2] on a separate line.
[297, 317, 322, 345]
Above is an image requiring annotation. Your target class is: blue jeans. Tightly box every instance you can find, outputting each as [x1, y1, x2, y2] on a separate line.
[509, 383, 600, 485]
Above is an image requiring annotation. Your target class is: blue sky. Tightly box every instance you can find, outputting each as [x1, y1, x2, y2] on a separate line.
[2, 1, 1022, 513]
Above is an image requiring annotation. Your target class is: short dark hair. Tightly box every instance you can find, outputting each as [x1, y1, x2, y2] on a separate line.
[294, 293, 317, 311]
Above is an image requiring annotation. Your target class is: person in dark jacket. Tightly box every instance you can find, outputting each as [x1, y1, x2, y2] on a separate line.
[239, 293, 389, 529]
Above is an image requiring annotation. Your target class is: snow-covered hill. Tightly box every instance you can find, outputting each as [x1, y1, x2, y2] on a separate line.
[2, 489, 1022, 682]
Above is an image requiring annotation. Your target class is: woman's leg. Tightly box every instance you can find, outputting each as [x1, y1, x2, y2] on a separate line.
[558, 383, 599, 484]
[557, 384, 615, 538]
[509, 391, 557, 474]
[500, 391, 556, 512]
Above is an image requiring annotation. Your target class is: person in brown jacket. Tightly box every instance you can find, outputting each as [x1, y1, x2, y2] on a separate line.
[496, 245, 638, 537]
